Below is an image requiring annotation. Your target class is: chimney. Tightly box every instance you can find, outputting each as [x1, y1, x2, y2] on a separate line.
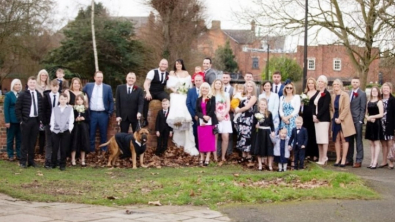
[211, 20, 221, 30]
[251, 20, 256, 32]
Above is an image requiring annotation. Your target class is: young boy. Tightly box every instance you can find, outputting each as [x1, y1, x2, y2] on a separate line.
[155, 99, 173, 156]
[42, 79, 60, 168]
[50, 93, 74, 171]
[288, 117, 308, 170]
[272, 128, 291, 172]
[15, 76, 43, 168]
[55, 68, 67, 93]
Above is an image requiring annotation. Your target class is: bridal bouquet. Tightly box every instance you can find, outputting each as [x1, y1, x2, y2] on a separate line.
[300, 93, 310, 105]
[255, 113, 265, 122]
[177, 82, 189, 95]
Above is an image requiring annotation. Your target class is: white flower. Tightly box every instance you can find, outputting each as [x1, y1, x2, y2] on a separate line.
[255, 113, 264, 120]
[74, 105, 85, 113]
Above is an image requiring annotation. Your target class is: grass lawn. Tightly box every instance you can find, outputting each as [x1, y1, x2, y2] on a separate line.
[0, 161, 378, 209]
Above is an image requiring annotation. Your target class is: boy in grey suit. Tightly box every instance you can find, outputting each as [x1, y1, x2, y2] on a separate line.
[346, 77, 367, 168]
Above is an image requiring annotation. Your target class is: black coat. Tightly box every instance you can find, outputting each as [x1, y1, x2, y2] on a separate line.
[384, 94, 395, 136]
[15, 89, 43, 123]
[155, 109, 173, 133]
[195, 96, 218, 126]
[313, 89, 331, 122]
[42, 90, 56, 125]
[115, 84, 144, 122]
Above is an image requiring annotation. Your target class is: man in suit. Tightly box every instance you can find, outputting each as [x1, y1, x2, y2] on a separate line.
[272, 71, 284, 98]
[15, 76, 43, 168]
[83, 71, 114, 152]
[288, 117, 308, 170]
[244, 72, 260, 96]
[155, 98, 173, 156]
[143, 59, 170, 127]
[222, 72, 234, 97]
[203, 58, 218, 85]
[116, 72, 144, 133]
[346, 77, 367, 168]
[186, 75, 204, 147]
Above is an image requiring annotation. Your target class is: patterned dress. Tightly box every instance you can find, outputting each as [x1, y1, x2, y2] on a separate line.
[279, 100, 297, 137]
[236, 97, 255, 152]
[381, 98, 393, 140]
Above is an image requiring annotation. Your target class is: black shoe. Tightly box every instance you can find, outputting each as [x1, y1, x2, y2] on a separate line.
[60, 167, 65, 171]
[19, 163, 27, 168]
[44, 165, 51, 169]
[339, 164, 346, 167]
[27, 163, 36, 168]
[333, 162, 340, 167]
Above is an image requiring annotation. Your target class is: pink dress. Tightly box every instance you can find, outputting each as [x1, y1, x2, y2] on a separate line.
[197, 101, 216, 152]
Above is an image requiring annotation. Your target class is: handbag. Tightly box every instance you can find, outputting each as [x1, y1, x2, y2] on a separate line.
[212, 124, 219, 135]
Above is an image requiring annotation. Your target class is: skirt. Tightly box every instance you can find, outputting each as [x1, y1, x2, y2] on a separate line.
[315, 121, 330, 144]
[197, 125, 216, 153]
[218, 120, 233, 134]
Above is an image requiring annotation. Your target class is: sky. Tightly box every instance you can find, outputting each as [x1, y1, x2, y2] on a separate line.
[55, 0, 250, 30]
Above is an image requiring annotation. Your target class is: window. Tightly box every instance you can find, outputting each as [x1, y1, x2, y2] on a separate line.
[307, 58, 315, 70]
[252, 57, 259, 69]
[242, 45, 248, 52]
[333, 58, 341, 71]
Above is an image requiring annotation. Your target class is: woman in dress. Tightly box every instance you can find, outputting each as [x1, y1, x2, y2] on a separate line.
[279, 82, 300, 137]
[365, 87, 384, 169]
[166, 59, 198, 156]
[331, 79, 356, 167]
[302, 77, 319, 161]
[36, 69, 51, 155]
[195, 82, 218, 166]
[380, 82, 395, 168]
[66, 77, 87, 106]
[259, 81, 280, 134]
[313, 75, 331, 165]
[3, 79, 22, 161]
[235, 81, 257, 163]
[211, 79, 232, 162]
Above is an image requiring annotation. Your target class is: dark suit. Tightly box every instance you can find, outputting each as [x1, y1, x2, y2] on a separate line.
[42, 90, 59, 166]
[15, 89, 43, 166]
[186, 87, 199, 147]
[155, 109, 173, 155]
[204, 69, 218, 85]
[384, 94, 395, 137]
[3, 91, 21, 159]
[83, 83, 114, 152]
[347, 89, 367, 164]
[116, 84, 144, 133]
[288, 127, 308, 169]
[272, 83, 284, 98]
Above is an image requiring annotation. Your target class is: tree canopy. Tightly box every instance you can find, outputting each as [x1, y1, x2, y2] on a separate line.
[263, 56, 302, 82]
[213, 41, 238, 72]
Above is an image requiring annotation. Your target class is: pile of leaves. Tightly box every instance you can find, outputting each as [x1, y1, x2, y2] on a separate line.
[234, 177, 330, 189]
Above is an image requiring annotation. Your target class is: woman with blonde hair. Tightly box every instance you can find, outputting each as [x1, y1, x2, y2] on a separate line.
[211, 79, 232, 163]
[380, 82, 395, 169]
[279, 82, 300, 137]
[36, 69, 51, 95]
[235, 81, 257, 163]
[66, 77, 87, 106]
[313, 75, 331, 165]
[331, 79, 356, 167]
[302, 77, 319, 161]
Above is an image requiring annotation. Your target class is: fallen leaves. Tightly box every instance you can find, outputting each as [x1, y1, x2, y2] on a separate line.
[233, 177, 330, 189]
[148, 200, 161, 206]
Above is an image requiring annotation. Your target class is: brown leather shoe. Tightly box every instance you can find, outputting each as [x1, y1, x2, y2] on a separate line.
[353, 162, 361, 168]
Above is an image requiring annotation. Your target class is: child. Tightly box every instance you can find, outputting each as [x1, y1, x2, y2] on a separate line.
[71, 94, 90, 166]
[251, 98, 275, 171]
[50, 93, 74, 171]
[288, 116, 308, 170]
[272, 128, 291, 172]
[155, 99, 173, 156]
[42, 79, 60, 168]
[230, 84, 245, 123]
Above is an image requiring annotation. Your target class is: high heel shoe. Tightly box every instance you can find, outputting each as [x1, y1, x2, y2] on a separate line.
[370, 163, 378, 169]
[199, 160, 204, 167]
[333, 160, 341, 167]
[71, 161, 76, 166]
[204, 160, 209, 166]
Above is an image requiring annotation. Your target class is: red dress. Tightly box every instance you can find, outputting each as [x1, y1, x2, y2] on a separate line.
[197, 101, 215, 152]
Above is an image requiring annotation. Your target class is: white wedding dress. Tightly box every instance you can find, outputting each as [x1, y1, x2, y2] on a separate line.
[166, 75, 198, 156]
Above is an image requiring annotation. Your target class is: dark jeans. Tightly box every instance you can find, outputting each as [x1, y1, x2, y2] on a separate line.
[347, 122, 364, 163]
[89, 111, 110, 152]
[6, 123, 21, 159]
[20, 117, 39, 166]
[120, 120, 138, 133]
[294, 148, 306, 170]
[156, 130, 170, 155]
[143, 91, 169, 121]
[51, 131, 70, 168]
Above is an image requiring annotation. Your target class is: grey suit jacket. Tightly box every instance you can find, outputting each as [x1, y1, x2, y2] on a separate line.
[204, 68, 218, 85]
[224, 85, 234, 99]
[350, 88, 367, 123]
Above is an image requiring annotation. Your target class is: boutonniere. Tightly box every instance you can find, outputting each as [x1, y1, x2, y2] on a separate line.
[204, 98, 209, 103]
[132, 85, 138, 92]
[166, 74, 169, 80]
[353, 92, 358, 98]
[321, 92, 326, 97]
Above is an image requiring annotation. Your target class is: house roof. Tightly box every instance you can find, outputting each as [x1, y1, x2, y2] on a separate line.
[222, 30, 256, 44]
[111, 16, 148, 29]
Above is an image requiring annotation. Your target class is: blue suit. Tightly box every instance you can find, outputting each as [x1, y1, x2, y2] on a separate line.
[83, 83, 114, 152]
[186, 87, 199, 147]
[288, 127, 308, 169]
[3, 91, 21, 159]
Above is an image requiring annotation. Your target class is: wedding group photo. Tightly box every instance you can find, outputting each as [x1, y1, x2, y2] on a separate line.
[1, 0, 395, 221]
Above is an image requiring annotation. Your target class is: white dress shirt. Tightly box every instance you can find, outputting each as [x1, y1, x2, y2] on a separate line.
[90, 84, 105, 111]
[49, 91, 59, 108]
[146, 68, 164, 82]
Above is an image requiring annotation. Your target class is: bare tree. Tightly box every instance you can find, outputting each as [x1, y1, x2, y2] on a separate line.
[91, 0, 99, 71]
[235, 0, 395, 88]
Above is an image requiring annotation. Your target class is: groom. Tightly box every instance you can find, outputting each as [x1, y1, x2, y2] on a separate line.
[143, 59, 170, 126]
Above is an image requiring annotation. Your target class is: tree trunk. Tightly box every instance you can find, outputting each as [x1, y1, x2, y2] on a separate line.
[91, 0, 99, 71]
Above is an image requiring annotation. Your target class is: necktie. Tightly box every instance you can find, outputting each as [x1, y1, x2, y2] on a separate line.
[275, 85, 278, 93]
[163, 110, 166, 115]
[197, 88, 199, 95]
[53, 94, 56, 108]
[32, 92, 37, 116]
[161, 73, 165, 84]
[128, 87, 131, 94]
[225, 86, 227, 92]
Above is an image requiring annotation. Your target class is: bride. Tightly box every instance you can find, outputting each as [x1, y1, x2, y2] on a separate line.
[166, 59, 199, 156]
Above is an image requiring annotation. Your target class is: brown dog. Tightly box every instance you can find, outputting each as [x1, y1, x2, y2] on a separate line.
[99, 128, 149, 169]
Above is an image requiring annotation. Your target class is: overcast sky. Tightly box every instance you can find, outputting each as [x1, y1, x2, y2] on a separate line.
[55, 0, 249, 30]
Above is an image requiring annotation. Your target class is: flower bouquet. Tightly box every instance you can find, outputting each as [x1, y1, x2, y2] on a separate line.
[177, 82, 189, 95]
[74, 105, 85, 117]
[300, 93, 310, 105]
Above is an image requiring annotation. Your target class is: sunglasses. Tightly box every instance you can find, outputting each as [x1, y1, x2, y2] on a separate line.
[286, 87, 293, 90]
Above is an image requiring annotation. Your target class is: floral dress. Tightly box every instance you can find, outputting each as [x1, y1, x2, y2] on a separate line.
[236, 97, 255, 152]
[279, 100, 297, 137]
[381, 98, 393, 140]
[215, 93, 232, 133]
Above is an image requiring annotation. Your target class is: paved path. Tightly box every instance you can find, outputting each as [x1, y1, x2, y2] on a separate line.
[0, 193, 230, 222]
